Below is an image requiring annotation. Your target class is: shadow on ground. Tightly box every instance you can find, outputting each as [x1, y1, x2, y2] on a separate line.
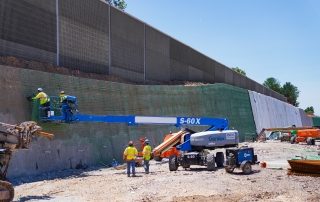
[10, 165, 106, 186]
[17, 195, 52, 202]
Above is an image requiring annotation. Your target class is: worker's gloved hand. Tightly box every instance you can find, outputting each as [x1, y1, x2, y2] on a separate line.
[26, 96, 33, 101]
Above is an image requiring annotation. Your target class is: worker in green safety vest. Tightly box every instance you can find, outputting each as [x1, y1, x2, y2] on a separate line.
[32, 88, 50, 117]
[143, 139, 152, 174]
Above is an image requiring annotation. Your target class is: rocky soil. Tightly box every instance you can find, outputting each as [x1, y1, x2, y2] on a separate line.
[13, 142, 320, 202]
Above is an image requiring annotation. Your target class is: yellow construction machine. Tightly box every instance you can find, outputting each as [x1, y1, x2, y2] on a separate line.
[0, 121, 54, 202]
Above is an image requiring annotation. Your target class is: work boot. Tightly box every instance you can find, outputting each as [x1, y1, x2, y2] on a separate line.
[132, 174, 137, 177]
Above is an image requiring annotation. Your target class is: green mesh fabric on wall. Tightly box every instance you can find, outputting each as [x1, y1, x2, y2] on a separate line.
[0, 65, 256, 177]
[312, 117, 320, 127]
[31, 100, 40, 121]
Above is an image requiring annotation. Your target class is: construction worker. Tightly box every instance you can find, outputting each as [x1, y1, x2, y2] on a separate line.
[143, 139, 152, 174]
[32, 88, 50, 117]
[59, 91, 70, 122]
[123, 141, 138, 177]
[59, 90, 67, 103]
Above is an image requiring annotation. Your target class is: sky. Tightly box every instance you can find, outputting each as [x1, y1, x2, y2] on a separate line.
[124, 0, 320, 115]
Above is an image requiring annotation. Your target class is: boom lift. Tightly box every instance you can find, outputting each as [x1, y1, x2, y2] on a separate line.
[35, 96, 230, 128]
[34, 96, 241, 171]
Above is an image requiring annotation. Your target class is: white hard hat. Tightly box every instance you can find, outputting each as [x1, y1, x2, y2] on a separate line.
[37, 88, 43, 92]
[145, 139, 150, 143]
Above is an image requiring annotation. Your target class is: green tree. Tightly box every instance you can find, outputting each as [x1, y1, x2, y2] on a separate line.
[281, 82, 300, 107]
[106, 0, 127, 10]
[231, 67, 246, 76]
[304, 106, 314, 115]
[263, 77, 282, 93]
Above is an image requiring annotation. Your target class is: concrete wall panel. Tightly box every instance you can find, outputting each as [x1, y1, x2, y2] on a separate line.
[224, 68, 233, 85]
[59, 0, 109, 74]
[110, 65, 144, 82]
[249, 90, 302, 134]
[214, 63, 225, 83]
[233, 72, 241, 87]
[0, 0, 56, 63]
[188, 66, 203, 81]
[111, 7, 144, 74]
[203, 60, 215, 82]
[0, 39, 56, 64]
[170, 59, 188, 81]
[145, 26, 170, 82]
[240, 75, 247, 89]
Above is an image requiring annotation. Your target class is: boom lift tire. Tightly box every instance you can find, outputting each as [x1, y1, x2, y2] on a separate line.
[169, 155, 178, 171]
[215, 152, 224, 168]
[306, 137, 315, 145]
[206, 154, 216, 171]
[0, 181, 14, 202]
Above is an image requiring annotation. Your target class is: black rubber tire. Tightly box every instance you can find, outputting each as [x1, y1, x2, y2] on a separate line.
[242, 162, 252, 175]
[290, 136, 296, 144]
[0, 180, 14, 202]
[215, 152, 225, 168]
[225, 166, 235, 173]
[206, 154, 216, 171]
[153, 156, 162, 162]
[306, 137, 315, 145]
[169, 155, 178, 171]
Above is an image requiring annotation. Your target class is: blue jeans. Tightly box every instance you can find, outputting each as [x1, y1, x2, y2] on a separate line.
[126, 160, 136, 176]
[144, 160, 150, 173]
[61, 104, 71, 122]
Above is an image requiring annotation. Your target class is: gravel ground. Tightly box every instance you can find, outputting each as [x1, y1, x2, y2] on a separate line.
[13, 142, 320, 202]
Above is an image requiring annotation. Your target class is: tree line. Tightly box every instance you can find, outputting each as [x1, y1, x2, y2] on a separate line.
[232, 67, 314, 114]
[105, 0, 127, 10]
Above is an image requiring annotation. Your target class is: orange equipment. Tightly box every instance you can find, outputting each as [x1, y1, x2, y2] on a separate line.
[293, 129, 320, 145]
[158, 134, 180, 161]
[257, 126, 313, 142]
[152, 129, 190, 161]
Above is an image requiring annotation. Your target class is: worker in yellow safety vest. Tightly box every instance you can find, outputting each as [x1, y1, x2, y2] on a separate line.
[59, 91, 67, 103]
[123, 141, 138, 177]
[143, 139, 152, 174]
[32, 88, 50, 117]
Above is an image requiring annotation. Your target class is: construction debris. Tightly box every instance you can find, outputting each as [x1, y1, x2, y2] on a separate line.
[0, 121, 54, 202]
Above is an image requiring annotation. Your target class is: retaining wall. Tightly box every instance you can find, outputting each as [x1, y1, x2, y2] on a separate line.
[0, 65, 257, 178]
